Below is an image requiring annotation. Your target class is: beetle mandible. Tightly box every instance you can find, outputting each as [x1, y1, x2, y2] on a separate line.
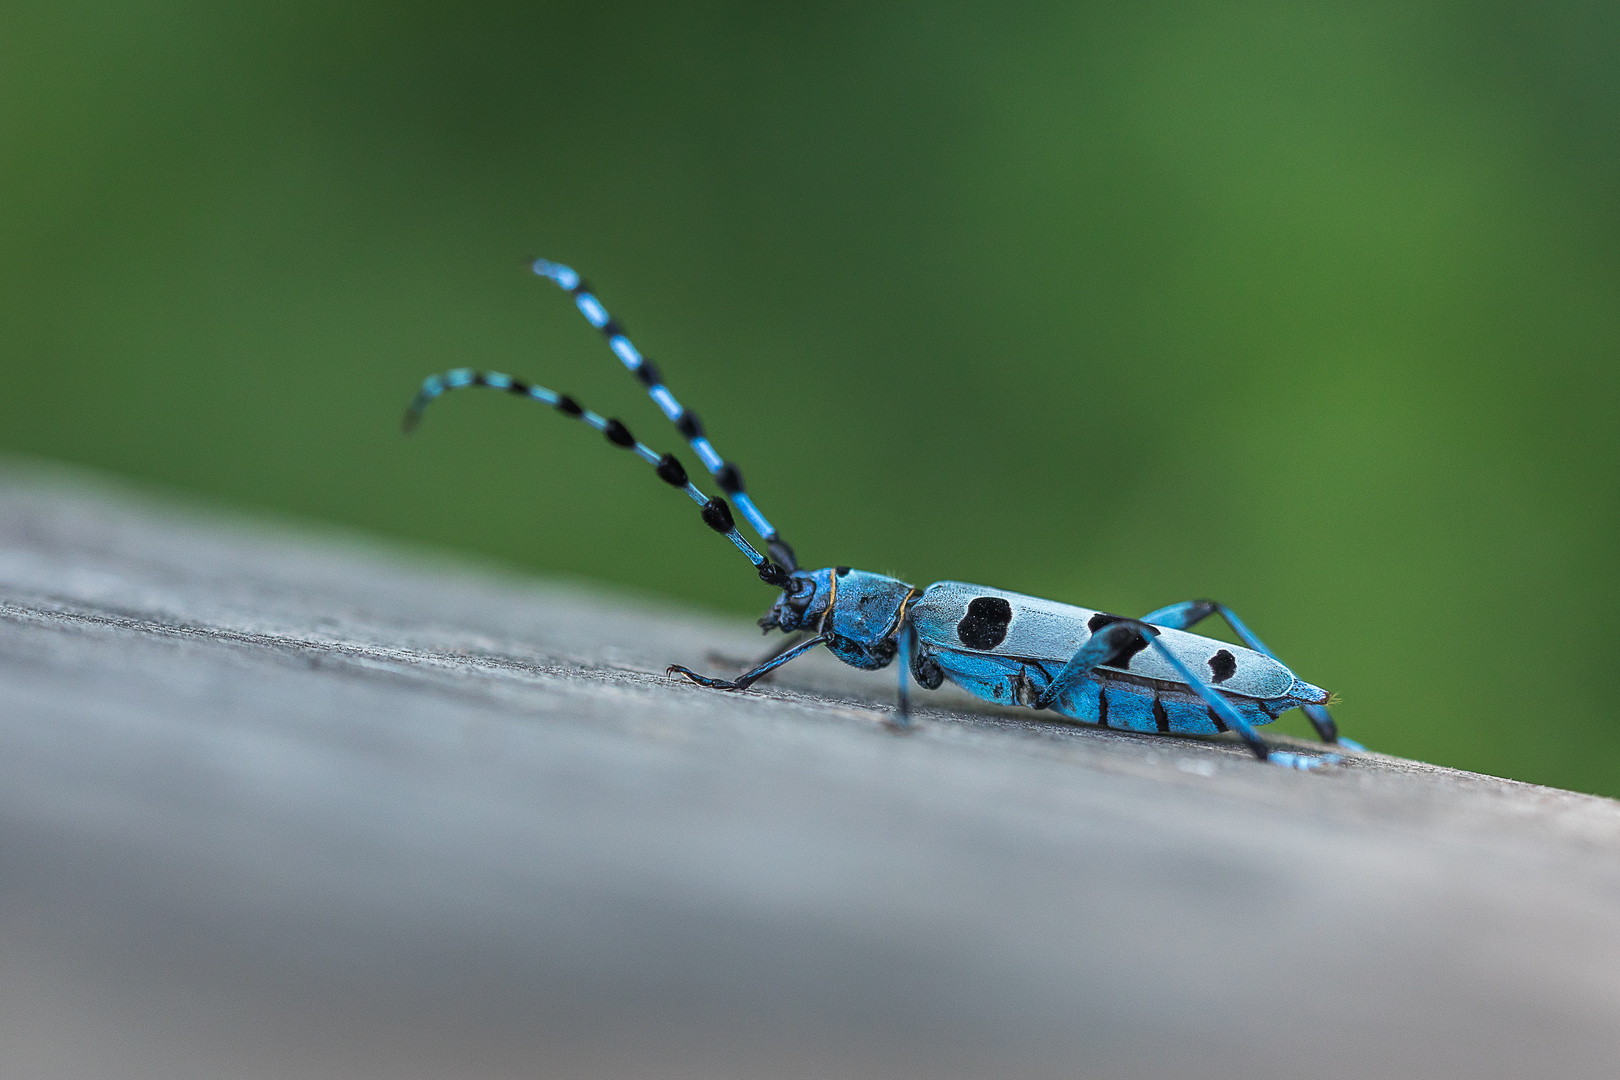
[403, 260, 1354, 770]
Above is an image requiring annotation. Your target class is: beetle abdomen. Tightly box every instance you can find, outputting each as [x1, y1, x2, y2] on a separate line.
[931, 650, 1278, 735]
[1048, 677, 1275, 735]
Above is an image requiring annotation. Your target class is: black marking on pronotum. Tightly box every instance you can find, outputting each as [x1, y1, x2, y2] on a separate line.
[1153, 697, 1171, 734]
[717, 462, 744, 494]
[603, 419, 635, 447]
[655, 453, 688, 487]
[957, 596, 1013, 650]
[700, 496, 735, 533]
[634, 359, 662, 387]
[835, 566, 851, 576]
[1207, 706, 1229, 734]
[676, 411, 704, 439]
[1209, 649, 1237, 683]
[555, 394, 583, 416]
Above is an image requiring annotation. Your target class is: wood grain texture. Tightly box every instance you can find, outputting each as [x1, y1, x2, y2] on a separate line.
[1, 460, 1617, 1080]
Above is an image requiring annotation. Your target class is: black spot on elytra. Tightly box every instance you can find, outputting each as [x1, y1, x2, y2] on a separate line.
[1087, 613, 1159, 670]
[1208, 649, 1237, 683]
[1153, 697, 1171, 734]
[957, 596, 1013, 650]
[835, 566, 851, 576]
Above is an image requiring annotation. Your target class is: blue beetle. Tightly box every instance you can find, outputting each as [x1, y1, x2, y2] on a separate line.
[404, 260, 1350, 770]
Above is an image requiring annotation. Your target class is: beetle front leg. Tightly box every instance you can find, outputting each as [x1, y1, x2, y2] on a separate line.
[1140, 599, 1352, 748]
[721, 631, 811, 684]
[669, 634, 827, 690]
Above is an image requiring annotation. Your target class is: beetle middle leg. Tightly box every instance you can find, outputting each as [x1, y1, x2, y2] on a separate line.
[1140, 599, 1351, 747]
[889, 620, 918, 732]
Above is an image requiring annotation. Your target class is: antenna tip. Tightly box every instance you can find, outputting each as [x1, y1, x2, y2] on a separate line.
[530, 258, 579, 290]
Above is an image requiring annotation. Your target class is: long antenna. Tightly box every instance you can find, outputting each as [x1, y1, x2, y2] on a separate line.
[403, 368, 791, 589]
[530, 259, 798, 572]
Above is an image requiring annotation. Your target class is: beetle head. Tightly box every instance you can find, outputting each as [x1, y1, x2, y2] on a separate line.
[759, 568, 834, 633]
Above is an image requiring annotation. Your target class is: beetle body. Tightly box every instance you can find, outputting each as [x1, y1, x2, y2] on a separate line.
[761, 572, 1327, 736]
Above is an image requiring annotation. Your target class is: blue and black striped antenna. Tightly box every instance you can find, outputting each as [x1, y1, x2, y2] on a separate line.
[403, 368, 792, 589]
[530, 258, 798, 573]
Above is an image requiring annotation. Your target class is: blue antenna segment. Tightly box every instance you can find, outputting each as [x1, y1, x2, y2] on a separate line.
[531, 259, 787, 559]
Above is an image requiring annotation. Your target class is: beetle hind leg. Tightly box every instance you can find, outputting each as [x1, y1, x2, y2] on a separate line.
[1139, 599, 1356, 748]
[1040, 622, 1341, 769]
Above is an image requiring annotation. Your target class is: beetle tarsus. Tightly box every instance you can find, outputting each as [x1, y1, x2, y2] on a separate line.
[667, 664, 751, 691]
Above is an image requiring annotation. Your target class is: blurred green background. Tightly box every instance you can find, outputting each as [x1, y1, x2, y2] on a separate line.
[2, 2, 1617, 793]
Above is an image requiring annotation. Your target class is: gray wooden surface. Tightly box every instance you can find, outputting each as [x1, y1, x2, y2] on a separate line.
[2, 461, 1618, 1080]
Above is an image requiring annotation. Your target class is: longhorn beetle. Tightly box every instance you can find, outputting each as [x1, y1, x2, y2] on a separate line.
[403, 260, 1356, 770]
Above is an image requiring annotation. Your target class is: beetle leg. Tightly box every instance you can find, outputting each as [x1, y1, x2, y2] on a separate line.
[727, 631, 810, 684]
[1140, 599, 1352, 748]
[1040, 620, 1341, 769]
[1034, 623, 1150, 712]
[890, 620, 916, 731]
[669, 635, 827, 690]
